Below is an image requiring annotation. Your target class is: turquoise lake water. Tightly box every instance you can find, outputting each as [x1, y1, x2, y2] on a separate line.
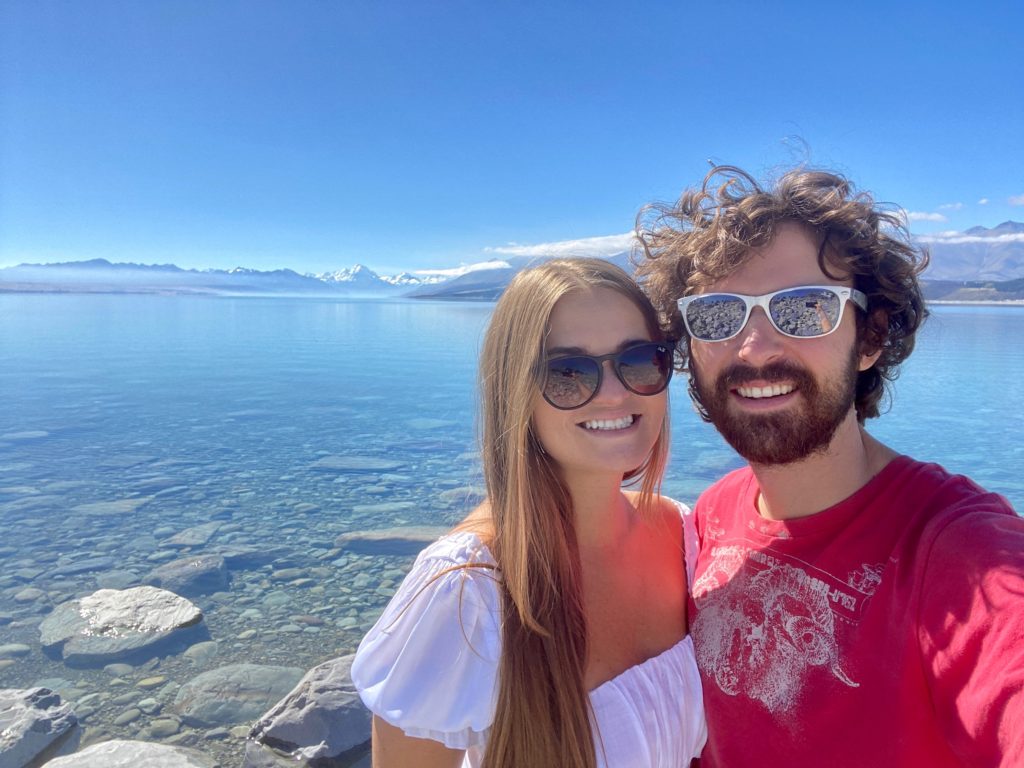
[0, 294, 1021, 760]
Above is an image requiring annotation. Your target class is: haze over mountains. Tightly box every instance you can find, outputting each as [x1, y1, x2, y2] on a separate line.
[2, 223, 1022, 302]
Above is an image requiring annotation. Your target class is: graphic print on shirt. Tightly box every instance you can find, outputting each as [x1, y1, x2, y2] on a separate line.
[692, 536, 873, 715]
[846, 563, 884, 595]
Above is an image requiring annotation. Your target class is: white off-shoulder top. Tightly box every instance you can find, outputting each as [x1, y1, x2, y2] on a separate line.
[351, 499, 707, 767]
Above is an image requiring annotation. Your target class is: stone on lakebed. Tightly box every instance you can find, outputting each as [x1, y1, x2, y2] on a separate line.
[0, 687, 80, 768]
[165, 522, 222, 548]
[42, 739, 217, 768]
[70, 498, 152, 517]
[309, 455, 406, 473]
[333, 525, 449, 556]
[174, 663, 304, 728]
[39, 586, 206, 668]
[145, 554, 229, 598]
[245, 653, 370, 765]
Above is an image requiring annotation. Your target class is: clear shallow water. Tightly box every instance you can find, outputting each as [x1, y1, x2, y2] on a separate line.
[0, 295, 1021, 762]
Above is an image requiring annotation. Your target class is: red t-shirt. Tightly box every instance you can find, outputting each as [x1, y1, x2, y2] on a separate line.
[691, 456, 1024, 767]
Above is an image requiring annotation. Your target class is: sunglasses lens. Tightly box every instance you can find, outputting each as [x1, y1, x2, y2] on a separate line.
[544, 357, 601, 409]
[685, 296, 748, 341]
[769, 287, 842, 337]
[618, 343, 673, 394]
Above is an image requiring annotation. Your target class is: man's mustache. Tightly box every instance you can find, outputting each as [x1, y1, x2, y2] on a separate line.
[718, 362, 815, 390]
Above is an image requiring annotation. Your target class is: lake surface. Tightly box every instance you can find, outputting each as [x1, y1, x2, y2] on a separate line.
[0, 295, 1021, 763]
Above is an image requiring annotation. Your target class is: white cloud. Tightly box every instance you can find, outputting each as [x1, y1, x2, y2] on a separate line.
[906, 211, 947, 222]
[938, 202, 963, 211]
[1010, 194, 1024, 206]
[485, 232, 637, 258]
[978, 198, 990, 205]
[917, 232, 1024, 245]
[413, 260, 511, 278]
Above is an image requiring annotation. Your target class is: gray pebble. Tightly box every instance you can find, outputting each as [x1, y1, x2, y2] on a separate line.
[0, 643, 31, 658]
[113, 707, 142, 725]
[138, 697, 161, 714]
[148, 718, 181, 737]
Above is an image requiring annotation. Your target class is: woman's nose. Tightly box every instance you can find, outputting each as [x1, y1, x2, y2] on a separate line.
[591, 360, 629, 402]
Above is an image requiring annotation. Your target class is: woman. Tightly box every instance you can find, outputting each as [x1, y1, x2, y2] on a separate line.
[351, 258, 706, 767]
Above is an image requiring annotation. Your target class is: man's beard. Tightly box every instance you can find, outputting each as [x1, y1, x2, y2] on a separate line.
[692, 351, 860, 466]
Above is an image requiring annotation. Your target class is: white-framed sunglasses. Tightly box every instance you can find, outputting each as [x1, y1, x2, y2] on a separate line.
[677, 285, 868, 342]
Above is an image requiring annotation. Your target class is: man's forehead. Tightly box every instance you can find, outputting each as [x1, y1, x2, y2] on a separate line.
[698, 226, 851, 295]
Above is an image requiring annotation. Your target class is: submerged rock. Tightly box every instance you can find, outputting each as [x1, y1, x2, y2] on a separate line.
[42, 739, 217, 767]
[245, 654, 371, 765]
[334, 526, 448, 556]
[51, 557, 117, 577]
[309, 456, 406, 473]
[146, 554, 229, 597]
[405, 417, 456, 430]
[0, 687, 81, 768]
[38, 586, 206, 668]
[437, 485, 487, 507]
[217, 546, 292, 570]
[174, 663, 304, 728]
[0, 430, 49, 441]
[94, 570, 140, 590]
[70, 498, 152, 517]
[166, 522, 222, 548]
[351, 501, 417, 515]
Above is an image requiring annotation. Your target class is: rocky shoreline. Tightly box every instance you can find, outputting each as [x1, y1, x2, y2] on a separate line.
[1, 647, 373, 766]
[0, 446, 484, 767]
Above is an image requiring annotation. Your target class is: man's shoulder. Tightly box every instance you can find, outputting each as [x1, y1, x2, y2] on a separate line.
[892, 456, 1016, 519]
[890, 456, 1021, 566]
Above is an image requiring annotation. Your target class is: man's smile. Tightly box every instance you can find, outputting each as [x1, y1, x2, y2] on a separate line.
[735, 383, 796, 399]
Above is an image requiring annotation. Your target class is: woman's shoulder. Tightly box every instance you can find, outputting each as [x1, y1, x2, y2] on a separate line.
[624, 491, 692, 529]
[415, 527, 497, 569]
[450, 500, 496, 546]
[658, 494, 693, 518]
[375, 528, 501, 635]
[350, 527, 503, 748]
[625, 492, 698, 585]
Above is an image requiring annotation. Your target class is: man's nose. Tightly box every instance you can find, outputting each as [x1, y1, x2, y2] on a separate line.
[735, 308, 785, 367]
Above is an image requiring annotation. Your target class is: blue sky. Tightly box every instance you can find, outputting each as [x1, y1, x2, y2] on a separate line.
[2, 1, 1022, 275]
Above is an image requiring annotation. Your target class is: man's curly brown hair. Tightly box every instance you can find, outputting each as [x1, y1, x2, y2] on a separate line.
[635, 164, 929, 422]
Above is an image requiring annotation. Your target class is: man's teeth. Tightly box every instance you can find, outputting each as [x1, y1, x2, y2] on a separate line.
[737, 383, 794, 399]
[582, 415, 635, 431]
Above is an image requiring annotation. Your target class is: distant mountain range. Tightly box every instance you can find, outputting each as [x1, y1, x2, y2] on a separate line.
[917, 221, 1024, 281]
[2, 223, 1022, 302]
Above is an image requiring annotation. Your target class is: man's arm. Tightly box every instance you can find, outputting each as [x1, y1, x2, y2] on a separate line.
[919, 506, 1024, 767]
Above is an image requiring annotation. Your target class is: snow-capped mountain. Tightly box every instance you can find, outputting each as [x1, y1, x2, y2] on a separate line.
[917, 221, 1024, 281]
[2, 227, 1022, 298]
[383, 271, 441, 287]
[311, 259, 522, 295]
[311, 264, 399, 290]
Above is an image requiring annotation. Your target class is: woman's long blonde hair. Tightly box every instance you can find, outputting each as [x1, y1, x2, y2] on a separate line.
[477, 258, 671, 768]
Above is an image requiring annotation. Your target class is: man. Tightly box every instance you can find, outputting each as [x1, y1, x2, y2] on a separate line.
[637, 165, 1024, 767]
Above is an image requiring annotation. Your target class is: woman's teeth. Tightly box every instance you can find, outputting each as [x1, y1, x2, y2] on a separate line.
[582, 415, 635, 431]
[736, 383, 794, 399]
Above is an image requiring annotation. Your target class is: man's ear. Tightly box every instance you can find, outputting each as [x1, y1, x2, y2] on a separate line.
[858, 308, 888, 371]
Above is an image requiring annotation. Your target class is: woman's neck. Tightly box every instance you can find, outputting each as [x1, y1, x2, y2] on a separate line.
[564, 472, 636, 552]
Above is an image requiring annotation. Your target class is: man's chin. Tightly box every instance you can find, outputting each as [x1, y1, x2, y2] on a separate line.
[716, 411, 838, 466]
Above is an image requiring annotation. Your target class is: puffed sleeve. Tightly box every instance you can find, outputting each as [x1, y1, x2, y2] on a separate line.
[350, 534, 503, 750]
